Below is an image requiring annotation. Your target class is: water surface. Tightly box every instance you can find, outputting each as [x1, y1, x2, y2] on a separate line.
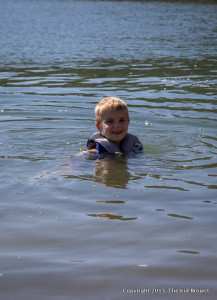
[0, 0, 217, 299]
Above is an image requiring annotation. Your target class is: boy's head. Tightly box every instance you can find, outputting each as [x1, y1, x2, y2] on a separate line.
[95, 97, 129, 123]
[95, 97, 130, 147]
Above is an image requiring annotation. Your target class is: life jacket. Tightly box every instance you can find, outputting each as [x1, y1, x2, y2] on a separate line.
[85, 132, 143, 155]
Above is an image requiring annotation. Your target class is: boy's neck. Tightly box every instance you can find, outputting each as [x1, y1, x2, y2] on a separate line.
[113, 140, 121, 148]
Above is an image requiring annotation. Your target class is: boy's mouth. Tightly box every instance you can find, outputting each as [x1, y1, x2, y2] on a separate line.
[112, 130, 123, 135]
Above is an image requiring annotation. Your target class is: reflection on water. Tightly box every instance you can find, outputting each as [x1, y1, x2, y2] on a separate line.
[94, 157, 130, 189]
[87, 213, 137, 221]
[177, 250, 200, 255]
[95, 200, 125, 204]
[167, 214, 194, 220]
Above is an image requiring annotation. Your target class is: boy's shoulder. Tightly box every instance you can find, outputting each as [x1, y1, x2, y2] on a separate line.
[122, 133, 143, 153]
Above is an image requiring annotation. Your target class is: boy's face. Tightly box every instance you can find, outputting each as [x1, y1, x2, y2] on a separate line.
[95, 109, 129, 147]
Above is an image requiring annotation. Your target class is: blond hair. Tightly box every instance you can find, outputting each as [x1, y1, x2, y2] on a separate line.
[95, 97, 129, 123]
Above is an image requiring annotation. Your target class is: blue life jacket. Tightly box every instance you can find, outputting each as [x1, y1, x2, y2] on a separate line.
[85, 132, 143, 155]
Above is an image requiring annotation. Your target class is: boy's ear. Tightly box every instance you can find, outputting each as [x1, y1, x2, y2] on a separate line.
[95, 122, 101, 131]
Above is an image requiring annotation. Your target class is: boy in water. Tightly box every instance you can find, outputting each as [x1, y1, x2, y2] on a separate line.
[85, 97, 143, 155]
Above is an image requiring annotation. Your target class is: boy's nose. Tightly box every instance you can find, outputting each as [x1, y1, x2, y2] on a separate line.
[114, 121, 120, 127]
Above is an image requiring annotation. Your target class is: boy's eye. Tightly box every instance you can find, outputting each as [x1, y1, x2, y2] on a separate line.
[104, 118, 127, 124]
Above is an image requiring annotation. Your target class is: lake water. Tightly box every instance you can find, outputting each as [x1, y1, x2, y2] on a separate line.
[0, 0, 217, 299]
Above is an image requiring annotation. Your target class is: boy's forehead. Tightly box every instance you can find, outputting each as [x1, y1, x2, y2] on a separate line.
[102, 109, 128, 118]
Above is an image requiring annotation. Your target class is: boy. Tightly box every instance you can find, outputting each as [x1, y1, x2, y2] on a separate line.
[85, 97, 143, 155]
